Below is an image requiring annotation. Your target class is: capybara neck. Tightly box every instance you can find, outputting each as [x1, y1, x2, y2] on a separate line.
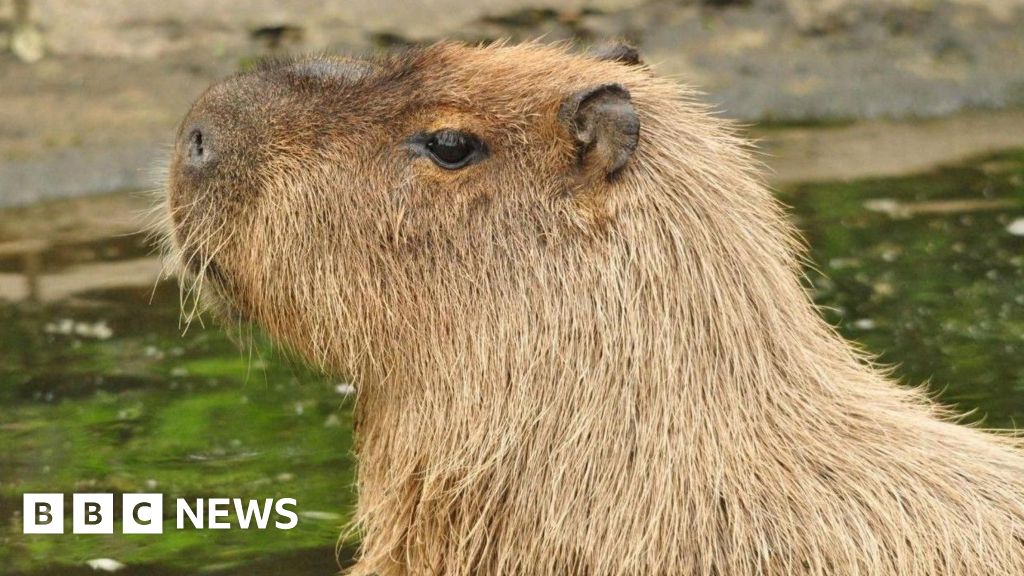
[164, 42, 1024, 576]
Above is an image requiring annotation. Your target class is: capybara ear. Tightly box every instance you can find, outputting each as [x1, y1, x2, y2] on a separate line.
[590, 42, 642, 66]
[559, 83, 640, 179]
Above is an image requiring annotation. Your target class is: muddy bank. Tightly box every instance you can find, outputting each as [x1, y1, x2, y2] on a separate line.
[1, 0, 1023, 206]
[755, 109, 1024, 184]
[5, 0, 1023, 121]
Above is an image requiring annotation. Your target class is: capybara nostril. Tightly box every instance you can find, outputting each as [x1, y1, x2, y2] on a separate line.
[185, 126, 214, 167]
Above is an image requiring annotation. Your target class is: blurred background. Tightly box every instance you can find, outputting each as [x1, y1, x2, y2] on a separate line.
[1, 0, 1023, 574]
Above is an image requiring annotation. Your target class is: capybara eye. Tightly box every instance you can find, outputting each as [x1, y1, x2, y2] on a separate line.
[415, 129, 486, 169]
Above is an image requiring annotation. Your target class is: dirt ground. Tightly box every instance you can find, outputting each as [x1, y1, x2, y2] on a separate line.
[1, 0, 1023, 207]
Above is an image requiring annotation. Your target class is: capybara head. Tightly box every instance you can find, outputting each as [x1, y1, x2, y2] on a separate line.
[162, 42, 772, 377]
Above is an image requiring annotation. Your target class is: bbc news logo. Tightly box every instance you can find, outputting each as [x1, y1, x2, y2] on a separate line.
[23, 493, 298, 534]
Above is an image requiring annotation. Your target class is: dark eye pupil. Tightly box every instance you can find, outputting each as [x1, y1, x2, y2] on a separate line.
[427, 131, 473, 166]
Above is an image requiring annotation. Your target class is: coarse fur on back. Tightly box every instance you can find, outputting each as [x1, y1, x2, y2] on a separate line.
[158, 41, 1024, 575]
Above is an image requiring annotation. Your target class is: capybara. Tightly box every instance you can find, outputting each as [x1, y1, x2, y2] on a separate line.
[160, 42, 1024, 575]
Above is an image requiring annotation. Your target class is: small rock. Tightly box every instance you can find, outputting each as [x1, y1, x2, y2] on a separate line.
[75, 321, 113, 340]
[85, 558, 125, 572]
[863, 198, 904, 217]
[335, 383, 356, 396]
[300, 510, 342, 521]
[872, 282, 894, 297]
[1007, 218, 1024, 236]
[44, 318, 74, 336]
[853, 318, 876, 330]
[11, 24, 45, 63]
[324, 413, 341, 428]
[44, 319, 113, 340]
[828, 257, 860, 270]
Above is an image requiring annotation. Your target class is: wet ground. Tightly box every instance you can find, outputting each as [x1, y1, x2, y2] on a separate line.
[4, 1, 1024, 207]
[0, 148, 1023, 574]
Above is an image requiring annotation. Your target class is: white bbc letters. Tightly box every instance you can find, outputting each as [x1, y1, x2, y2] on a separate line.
[207, 498, 231, 529]
[24, 493, 298, 533]
[123, 493, 163, 534]
[73, 493, 114, 534]
[23, 493, 64, 534]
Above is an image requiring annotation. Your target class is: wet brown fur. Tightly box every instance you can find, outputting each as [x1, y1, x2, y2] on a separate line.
[157, 42, 1024, 575]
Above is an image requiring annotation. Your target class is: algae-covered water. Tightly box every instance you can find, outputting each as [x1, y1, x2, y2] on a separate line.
[1, 150, 1023, 575]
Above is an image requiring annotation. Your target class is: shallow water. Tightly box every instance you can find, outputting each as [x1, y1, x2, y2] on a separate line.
[789, 151, 1024, 427]
[1, 150, 1023, 574]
